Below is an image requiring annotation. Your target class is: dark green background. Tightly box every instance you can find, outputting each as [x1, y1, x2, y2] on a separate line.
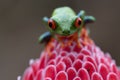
[0, 0, 120, 80]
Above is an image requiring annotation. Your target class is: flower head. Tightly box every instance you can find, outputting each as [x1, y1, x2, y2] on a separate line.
[21, 28, 120, 80]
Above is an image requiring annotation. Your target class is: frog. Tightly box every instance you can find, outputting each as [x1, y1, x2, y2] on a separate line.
[38, 6, 95, 46]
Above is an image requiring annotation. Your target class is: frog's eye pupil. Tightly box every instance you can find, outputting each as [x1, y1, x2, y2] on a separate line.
[48, 19, 56, 30]
[75, 17, 82, 28]
[78, 20, 81, 25]
[49, 23, 52, 27]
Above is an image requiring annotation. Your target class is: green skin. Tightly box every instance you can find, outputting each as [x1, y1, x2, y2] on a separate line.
[39, 7, 95, 43]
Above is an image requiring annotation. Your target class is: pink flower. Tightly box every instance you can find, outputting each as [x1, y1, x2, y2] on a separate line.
[20, 29, 120, 80]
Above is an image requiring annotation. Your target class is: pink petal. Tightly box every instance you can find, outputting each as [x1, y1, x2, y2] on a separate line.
[36, 69, 43, 80]
[45, 77, 52, 80]
[55, 71, 68, 80]
[107, 72, 119, 80]
[45, 65, 56, 80]
[22, 67, 34, 80]
[94, 55, 99, 65]
[110, 63, 118, 74]
[56, 62, 66, 72]
[78, 68, 90, 80]
[62, 46, 71, 52]
[73, 44, 82, 53]
[84, 56, 97, 69]
[31, 59, 39, 75]
[86, 45, 93, 52]
[83, 61, 96, 77]
[48, 59, 56, 65]
[67, 67, 77, 80]
[100, 57, 110, 70]
[56, 56, 61, 63]
[81, 48, 91, 56]
[91, 72, 103, 80]
[39, 55, 46, 69]
[105, 53, 112, 63]
[73, 59, 82, 71]
[98, 64, 109, 80]
[62, 57, 72, 69]
[77, 54, 84, 60]
[60, 51, 67, 56]
[67, 53, 75, 62]
[48, 52, 57, 60]
[73, 77, 81, 80]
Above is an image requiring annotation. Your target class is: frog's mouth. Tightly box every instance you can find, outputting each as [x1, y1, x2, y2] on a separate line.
[55, 29, 79, 37]
[56, 31, 78, 38]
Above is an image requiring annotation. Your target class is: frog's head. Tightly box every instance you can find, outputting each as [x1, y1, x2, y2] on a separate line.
[43, 7, 95, 37]
[48, 15, 82, 36]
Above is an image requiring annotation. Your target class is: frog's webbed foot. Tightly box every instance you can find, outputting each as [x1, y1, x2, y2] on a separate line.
[38, 32, 52, 44]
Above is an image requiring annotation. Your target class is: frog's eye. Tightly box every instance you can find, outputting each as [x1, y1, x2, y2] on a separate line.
[48, 19, 56, 30]
[74, 17, 82, 28]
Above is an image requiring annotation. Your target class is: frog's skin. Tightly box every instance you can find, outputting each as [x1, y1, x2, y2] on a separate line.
[38, 7, 95, 44]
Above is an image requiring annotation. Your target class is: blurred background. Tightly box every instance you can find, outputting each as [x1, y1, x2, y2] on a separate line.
[0, 0, 120, 80]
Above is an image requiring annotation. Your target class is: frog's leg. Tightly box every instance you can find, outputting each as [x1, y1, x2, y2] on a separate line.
[38, 32, 52, 44]
[84, 16, 96, 25]
[77, 10, 96, 39]
[38, 17, 52, 44]
[78, 10, 95, 25]
[77, 10, 85, 19]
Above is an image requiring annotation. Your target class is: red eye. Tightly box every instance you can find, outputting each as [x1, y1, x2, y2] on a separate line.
[74, 17, 82, 28]
[48, 19, 56, 30]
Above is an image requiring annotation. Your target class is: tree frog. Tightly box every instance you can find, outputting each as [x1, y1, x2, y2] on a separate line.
[38, 7, 95, 45]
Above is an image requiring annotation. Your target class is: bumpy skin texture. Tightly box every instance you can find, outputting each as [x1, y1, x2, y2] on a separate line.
[22, 28, 120, 80]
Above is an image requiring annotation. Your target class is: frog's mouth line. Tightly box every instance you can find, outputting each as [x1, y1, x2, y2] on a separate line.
[55, 29, 79, 38]
[56, 31, 78, 38]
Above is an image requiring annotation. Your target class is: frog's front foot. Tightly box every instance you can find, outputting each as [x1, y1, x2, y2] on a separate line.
[38, 32, 52, 44]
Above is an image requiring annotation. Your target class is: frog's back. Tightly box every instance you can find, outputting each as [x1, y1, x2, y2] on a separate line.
[52, 7, 76, 16]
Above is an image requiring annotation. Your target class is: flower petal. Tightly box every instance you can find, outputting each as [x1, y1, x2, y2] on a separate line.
[62, 57, 72, 69]
[67, 67, 77, 80]
[98, 64, 109, 80]
[73, 77, 81, 80]
[78, 68, 90, 80]
[22, 67, 34, 80]
[91, 72, 103, 80]
[56, 62, 66, 72]
[107, 72, 119, 80]
[55, 71, 68, 80]
[73, 59, 82, 71]
[45, 65, 56, 80]
[36, 69, 43, 80]
[83, 61, 96, 77]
